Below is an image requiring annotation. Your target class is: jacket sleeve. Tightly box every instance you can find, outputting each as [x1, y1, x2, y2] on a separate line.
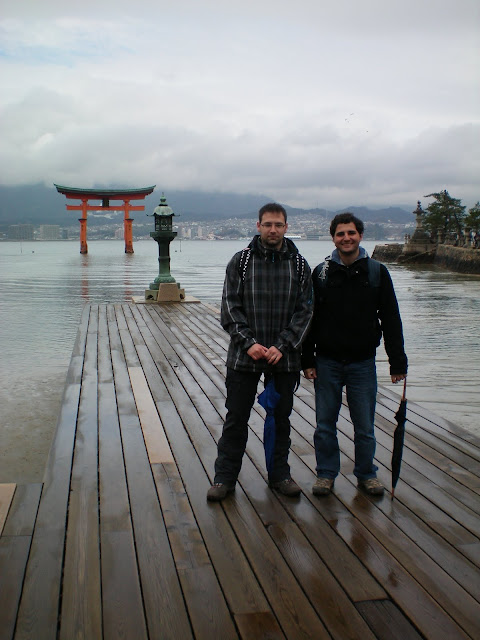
[220, 254, 257, 352]
[274, 262, 314, 354]
[378, 265, 408, 375]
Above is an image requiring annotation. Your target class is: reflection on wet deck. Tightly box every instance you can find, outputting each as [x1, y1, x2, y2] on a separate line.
[1, 302, 479, 639]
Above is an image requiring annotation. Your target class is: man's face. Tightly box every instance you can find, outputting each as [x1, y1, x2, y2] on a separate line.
[257, 211, 288, 250]
[333, 222, 363, 260]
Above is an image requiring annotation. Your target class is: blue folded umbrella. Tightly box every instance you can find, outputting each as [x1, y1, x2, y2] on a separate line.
[257, 376, 281, 474]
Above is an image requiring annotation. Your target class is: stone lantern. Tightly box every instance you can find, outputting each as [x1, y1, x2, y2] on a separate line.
[145, 193, 185, 302]
[401, 201, 433, 258]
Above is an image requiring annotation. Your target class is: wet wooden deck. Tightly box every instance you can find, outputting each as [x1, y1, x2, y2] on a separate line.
[1, 301, 479, 640]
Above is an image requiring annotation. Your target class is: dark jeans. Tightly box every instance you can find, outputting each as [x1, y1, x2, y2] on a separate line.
[313, 356, 378, 481]
[214, 368, 299, 485]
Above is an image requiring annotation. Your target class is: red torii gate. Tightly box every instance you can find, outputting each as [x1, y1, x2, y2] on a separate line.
[54, 184, 156, 254]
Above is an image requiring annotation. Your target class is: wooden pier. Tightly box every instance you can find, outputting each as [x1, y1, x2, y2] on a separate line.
[1, 301, 479, 639]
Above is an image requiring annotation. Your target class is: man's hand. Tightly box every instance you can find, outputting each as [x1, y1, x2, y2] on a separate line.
[247, 343, 268, 361]
[391, 374, 406, 384]
[303, 368, 317, 380]
[265, 346, 283, 365]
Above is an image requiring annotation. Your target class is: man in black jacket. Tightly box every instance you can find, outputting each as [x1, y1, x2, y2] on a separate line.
[302, 213, 407, 496]
[207, 203, 313, 501]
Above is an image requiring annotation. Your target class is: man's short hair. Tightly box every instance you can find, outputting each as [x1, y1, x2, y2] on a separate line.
[258, 203, 287, 223]
[330, 212, 364, 237]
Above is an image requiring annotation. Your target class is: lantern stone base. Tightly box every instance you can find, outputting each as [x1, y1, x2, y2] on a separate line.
[144, 283, 185, 302]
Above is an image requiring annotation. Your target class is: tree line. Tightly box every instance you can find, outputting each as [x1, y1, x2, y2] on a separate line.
[422, 190, 480, 244]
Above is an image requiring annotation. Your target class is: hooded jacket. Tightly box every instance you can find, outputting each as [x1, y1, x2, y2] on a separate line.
[221, 235, 313, 372]
[301, 248, 407, 375]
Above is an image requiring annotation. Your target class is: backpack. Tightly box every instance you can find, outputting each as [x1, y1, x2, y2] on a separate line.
[317, 255, 381, 288]
[238, 247, 307, 284]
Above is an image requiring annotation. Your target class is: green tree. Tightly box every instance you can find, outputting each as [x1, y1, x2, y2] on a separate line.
[423, 190, 466, 238]
[464, 202, 480, 233]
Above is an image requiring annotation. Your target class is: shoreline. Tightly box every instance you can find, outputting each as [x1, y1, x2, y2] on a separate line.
[373, 242, 480, 274]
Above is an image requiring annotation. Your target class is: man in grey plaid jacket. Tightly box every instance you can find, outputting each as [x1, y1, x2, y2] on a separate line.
[207, 203, 313, 501]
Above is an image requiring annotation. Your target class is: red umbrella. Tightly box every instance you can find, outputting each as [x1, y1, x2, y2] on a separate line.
[391, 378, 407, 500]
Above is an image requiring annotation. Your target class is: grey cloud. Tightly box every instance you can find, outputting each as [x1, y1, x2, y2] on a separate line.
[0, 1, 478, 209]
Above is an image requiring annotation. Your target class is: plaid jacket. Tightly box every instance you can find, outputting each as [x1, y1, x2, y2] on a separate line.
[221, 235, 313, 372]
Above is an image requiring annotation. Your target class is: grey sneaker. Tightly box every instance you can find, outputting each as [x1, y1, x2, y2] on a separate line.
[358, 477, 384, 496]
[312, 477, 334, 496]
[207, 483, 235, 502]
[271, 478, 301, 497]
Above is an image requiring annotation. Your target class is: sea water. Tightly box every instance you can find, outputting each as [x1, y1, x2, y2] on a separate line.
[1, 239, 479, 481]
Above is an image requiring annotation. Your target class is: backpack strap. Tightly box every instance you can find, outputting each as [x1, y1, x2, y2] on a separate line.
[294, 253, 307, 284]
[239, 247, 252, 283]
[317, 256, 381, 287]
[316, 256, 331, 287]
[367, 257, 381, 287]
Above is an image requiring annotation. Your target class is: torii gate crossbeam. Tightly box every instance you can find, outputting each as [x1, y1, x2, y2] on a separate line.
[54, 184, 156, 253]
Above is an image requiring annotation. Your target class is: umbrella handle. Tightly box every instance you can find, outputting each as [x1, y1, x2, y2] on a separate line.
[401, 377, 407, 401]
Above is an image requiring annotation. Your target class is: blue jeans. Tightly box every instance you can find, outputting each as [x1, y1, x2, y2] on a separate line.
[313, 356, 378, 481]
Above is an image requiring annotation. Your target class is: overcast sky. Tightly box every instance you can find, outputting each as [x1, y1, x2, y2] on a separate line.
[1, 0, 479, 209]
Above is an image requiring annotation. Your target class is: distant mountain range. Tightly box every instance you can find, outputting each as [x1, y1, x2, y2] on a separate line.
[0, 183, 413, 228]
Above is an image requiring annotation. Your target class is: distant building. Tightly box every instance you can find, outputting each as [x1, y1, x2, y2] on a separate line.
[8, 224, 34, 240]
[114, 227, 124, 240]
[39, 225, 60, 240]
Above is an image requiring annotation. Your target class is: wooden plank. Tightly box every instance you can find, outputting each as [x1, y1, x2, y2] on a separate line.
[111, 305, 194, 640]
[98, 306, 147, 639]
[129, 366, 175, 464]
[0, 484, 16, 536]
[355, 600, 424, 640]
[14, 304, 89, 640]
[0, 484, 42, 640]
[377, 386, 480, 448]
[304, 471, 479, 639]
[152, 462, 238, 639]
[1, 483, 42, 538]
[0, 537, 32, 640]
[331, 512, 470, 639]
[374, 402, 480, 487]
[101, 531, 148, 640]
[59, 305, 102, 640]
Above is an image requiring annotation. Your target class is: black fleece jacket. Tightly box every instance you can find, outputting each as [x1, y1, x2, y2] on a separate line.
[301, 255, 407, 375]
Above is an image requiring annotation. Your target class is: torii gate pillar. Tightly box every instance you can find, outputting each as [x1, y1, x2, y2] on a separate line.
[123, 200, 134, 254]
[79, 198, 88, 254]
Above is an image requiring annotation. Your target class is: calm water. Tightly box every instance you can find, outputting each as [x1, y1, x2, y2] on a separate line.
[1, 239, 479, 481]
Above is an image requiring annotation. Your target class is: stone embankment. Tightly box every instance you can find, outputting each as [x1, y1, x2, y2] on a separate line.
[372, 243, 480, 274]
[435, 245, 480, 274]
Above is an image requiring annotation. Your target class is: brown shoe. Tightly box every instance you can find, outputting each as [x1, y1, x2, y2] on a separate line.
[271, 478, 301, 497]
[358, 477, 384, 496]
[312, 477, 334, 496]
[207, 483, 235, 502]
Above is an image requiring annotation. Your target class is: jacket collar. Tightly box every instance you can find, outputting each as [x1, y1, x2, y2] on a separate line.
[330, 246, 368, 266]
[249, 234, 299, 262]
